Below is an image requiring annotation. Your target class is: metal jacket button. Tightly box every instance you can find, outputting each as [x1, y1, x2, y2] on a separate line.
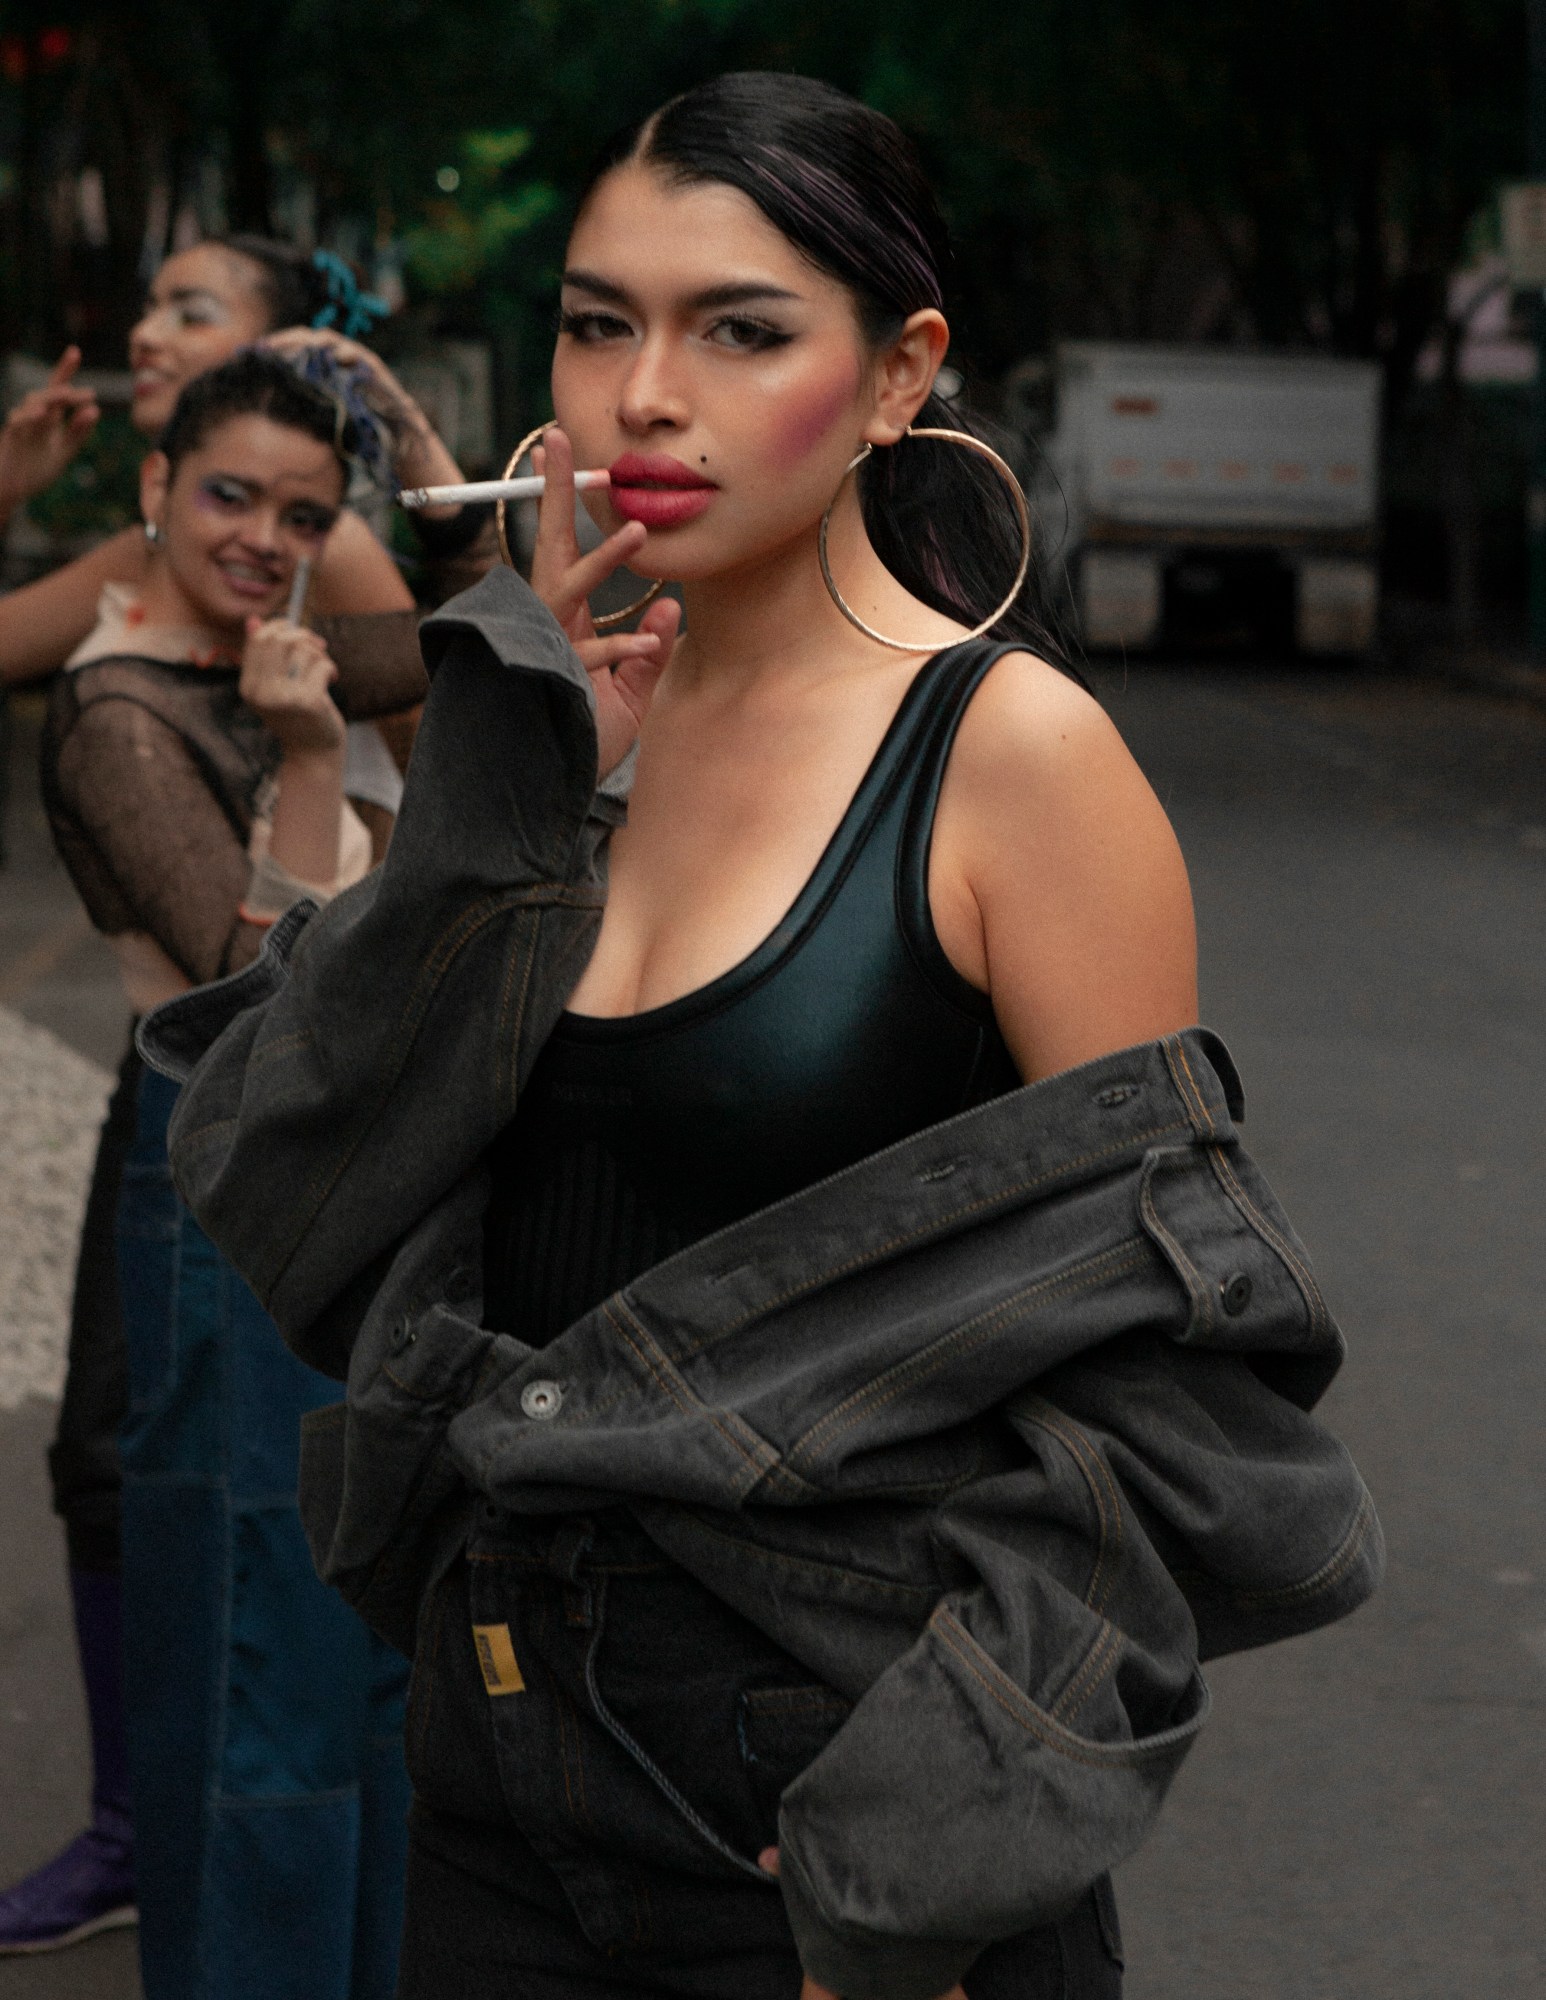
[520, 1379, 564, 1421]
[1220, 1272, 1252, 1315]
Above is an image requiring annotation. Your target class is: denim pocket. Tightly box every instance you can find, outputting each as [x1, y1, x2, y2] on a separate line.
[737, 1683, 853, 1840]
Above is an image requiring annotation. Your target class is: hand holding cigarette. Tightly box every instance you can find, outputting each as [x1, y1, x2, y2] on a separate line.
[525, 426, 679, 777]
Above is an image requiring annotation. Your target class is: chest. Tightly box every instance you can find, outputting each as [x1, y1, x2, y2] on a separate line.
[569, 666, 926, 1017]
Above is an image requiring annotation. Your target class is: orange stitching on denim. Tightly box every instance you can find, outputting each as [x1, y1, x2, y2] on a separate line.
[267, 881, 600, 1295]
[495, 919, 539, 1112]
[1138, 1164, 1213, 1336]
[790, 1241, 1148, 1468]
[1052, 1619, 1121, 1724]
[688, 1121, 1192, 1351]
[380, 1361, 440, 1404]
[1016, 1400, 1124, 1617]
[932, 1611, 1181, 1768]
[1206, 1146, 1328, 1336]
[1226, 1487, 1377, 1609]
[1165, 1035, 1214, 1136]
[604, 1300, 778, 1487]
[247, 1027, 313, 1071]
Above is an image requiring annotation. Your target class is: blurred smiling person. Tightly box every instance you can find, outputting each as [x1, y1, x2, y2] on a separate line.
[0, 237, 471, 1962]
[32, 351, 411, 2000]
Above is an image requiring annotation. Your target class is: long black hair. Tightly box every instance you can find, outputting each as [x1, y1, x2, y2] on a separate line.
[210, 236, 333, 332]
[582, 72, 1067, 662]
[158, 349, 356, 484]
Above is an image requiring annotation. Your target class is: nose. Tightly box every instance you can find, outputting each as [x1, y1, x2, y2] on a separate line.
[129, 306, 165, 365]
[614, 331, 690, 436]
[240, 507, 284, 557]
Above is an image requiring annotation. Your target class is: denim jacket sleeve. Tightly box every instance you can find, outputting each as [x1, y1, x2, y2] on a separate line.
[138, 567, 616, 1373]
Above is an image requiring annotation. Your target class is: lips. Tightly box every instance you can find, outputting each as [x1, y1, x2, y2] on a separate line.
[607, 452, 716, 530]
[216, 559, 281, 602]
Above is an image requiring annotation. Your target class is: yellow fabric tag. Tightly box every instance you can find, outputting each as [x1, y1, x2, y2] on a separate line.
[472, 1622, 526, 1696]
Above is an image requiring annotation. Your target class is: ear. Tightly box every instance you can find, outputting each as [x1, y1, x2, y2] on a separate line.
[863, 309, 951, 447]
[139, 452, 170, 535]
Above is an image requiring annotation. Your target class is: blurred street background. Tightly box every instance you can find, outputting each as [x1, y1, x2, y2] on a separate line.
[1, 1, 1544, 1995]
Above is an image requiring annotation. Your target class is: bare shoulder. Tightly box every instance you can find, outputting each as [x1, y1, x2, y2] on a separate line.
[310, 510, 416, 616]
[945, 649, 1162, 835]
[932, 650, 1197, 1074]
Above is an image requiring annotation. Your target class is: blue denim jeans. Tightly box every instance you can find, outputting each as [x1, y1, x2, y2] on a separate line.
[117, 1067, 411, 2000]
[398, 1509, 1124, 1998]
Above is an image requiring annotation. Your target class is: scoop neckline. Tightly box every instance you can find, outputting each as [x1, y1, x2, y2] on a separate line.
[557, 641, 972, 1042]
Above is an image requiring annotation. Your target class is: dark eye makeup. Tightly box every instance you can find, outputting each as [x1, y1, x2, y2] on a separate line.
[705, 314, 793, 352]
[557, 306, 794, 353]
[194, 478, 336, 539]
[558, 308, 634, 343]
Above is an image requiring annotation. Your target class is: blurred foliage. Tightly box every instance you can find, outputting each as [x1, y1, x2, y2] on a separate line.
[0, 0, 1528, 434]
[401, 129, 559, 293]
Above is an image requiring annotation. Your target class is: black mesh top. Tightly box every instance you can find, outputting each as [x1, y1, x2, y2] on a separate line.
[41, 654, 282, 987]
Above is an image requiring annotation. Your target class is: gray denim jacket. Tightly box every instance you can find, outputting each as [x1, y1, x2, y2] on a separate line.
[142, 568, 1383, 2000]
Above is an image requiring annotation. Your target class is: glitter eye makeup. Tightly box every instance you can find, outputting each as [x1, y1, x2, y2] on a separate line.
[196, 475, 252, 512]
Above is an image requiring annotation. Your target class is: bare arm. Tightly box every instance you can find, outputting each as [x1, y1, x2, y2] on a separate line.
[931, 655, 1198, 1083]
[0, 348, 100, 535]
[306, 507, 414, 616]
[0, 527, 149, 687]
[240, 617, 348, 894]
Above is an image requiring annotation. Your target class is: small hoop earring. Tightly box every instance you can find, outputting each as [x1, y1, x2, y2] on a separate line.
[496, 421, 666, 632]
[818, 426, 1032, 652]
[143, 520, 160, 546]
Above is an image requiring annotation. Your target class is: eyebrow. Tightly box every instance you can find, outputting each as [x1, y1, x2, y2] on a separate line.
[561, 269, 803, 311]
[150, 287, 226, 308]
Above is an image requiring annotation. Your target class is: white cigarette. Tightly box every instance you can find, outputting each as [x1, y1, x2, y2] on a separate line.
[286, 556, 313, 624]
[397, 471, 611, 509]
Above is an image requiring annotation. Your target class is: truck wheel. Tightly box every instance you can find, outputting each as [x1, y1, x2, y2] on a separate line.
[1079, 550, 1162, 651]
[1295, 559, 1378, 657]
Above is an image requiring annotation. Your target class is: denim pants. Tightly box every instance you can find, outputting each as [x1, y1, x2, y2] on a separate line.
[398, 1509, 1124, 1998]
[117, 1067, 411, 2000]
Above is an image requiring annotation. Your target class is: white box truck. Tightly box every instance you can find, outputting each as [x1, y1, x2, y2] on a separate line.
[1016, 343, 1382, 654]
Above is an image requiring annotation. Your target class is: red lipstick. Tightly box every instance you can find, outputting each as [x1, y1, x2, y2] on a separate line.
[607, 452, 716, 529]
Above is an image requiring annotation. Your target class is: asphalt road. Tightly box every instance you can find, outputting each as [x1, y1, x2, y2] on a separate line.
[1, 657, 1543, 1998]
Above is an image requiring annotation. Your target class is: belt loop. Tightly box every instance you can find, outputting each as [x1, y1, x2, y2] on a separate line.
[1161, 1033, 1232, 1141]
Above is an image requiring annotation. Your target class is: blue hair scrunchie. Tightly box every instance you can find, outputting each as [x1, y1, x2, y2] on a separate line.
[285, 343, 398, 495]
[310, 248, 390, 341]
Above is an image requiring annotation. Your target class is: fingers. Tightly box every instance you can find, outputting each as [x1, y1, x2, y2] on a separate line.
[757, 1846, 780, 1877]
[529, 430, 581, 597]
[573, 630, 663, 676]
[6, 383, 98, 432]
[241, 619, 345, 750]
[46, 346, 82, 388]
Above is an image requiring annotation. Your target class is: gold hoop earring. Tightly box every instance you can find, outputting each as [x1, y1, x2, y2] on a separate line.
[496, 421, 666, 631]
[818, 426, 1032, 652]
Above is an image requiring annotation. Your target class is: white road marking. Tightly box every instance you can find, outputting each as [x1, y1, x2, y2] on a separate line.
[0, 1006, 111, 1409]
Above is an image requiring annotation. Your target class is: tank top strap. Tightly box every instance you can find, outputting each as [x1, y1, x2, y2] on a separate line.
[893, 637, 1025, 1019]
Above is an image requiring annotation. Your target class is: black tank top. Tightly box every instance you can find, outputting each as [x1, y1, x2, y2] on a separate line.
[482, 640, 1021, 1346]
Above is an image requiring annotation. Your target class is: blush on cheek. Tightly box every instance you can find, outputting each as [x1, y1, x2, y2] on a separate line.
[770, 368, 863, 470]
